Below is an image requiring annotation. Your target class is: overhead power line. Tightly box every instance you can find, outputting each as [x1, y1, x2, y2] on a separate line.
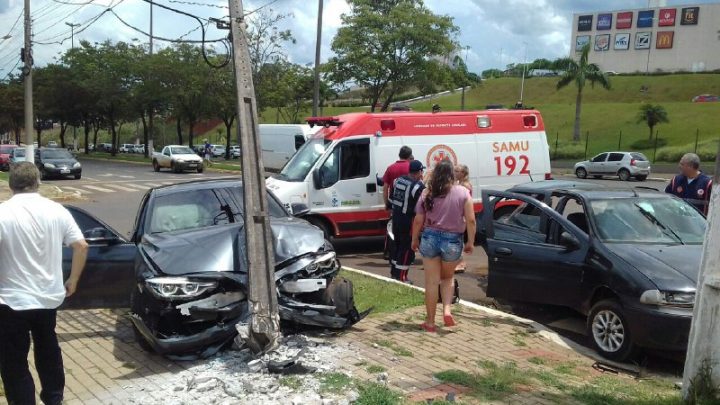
[108, 9, 226, 44]
[1, 59, 22, 81]
[167, 0, 228, 9]
[33, 0, 126, 45]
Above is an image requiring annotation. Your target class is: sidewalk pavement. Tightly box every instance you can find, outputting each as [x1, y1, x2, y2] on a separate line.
[0, 271, 668, 405]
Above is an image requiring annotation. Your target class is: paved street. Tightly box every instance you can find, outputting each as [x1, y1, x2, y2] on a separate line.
[59, 159, 680, 370]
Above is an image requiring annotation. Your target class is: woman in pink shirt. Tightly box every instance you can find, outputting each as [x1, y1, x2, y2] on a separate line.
[412, 160, 476, 332]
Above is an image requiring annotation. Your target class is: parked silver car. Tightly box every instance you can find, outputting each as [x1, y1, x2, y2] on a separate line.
[575, 152, 651, 181]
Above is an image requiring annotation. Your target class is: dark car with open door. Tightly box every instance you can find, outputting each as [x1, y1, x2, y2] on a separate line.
[480, 181, 706, 361]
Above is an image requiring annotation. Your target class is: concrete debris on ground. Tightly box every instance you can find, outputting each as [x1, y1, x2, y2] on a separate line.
[122, 334, 359, 405]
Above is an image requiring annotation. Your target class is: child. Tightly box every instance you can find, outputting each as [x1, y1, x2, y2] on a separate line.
[454, 164, 472, 273]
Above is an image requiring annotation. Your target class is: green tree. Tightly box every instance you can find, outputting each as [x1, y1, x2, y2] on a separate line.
[35, 64, 84, 148]
[0, 79, 25, 145]
[555, 44, 611, 142]
[637, 104, 669, 139]
[328, 0, 458, 112]
[207, 61, 237, 159]
[482, 69, 503, 79]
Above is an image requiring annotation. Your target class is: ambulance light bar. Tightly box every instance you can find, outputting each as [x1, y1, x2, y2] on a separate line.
[306, 116, 342, 128]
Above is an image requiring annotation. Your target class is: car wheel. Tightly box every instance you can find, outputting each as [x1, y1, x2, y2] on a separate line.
[618, 169, 631, 182]
[152, 160, 160, 172]
[306, 216, 333, 241]
[587, 299, 635, 361]
[636, 175, 647, 182]
[197, 165, 204, 173]
[575, 167, 587, 179]
[40, 168, 48, 180]
[171, 162, 180, 173]
[74, 174, 81, 180]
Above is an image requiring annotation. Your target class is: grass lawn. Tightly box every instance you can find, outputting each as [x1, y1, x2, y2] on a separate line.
[0, 172, 7, 182]
[339, 269, 424, 317]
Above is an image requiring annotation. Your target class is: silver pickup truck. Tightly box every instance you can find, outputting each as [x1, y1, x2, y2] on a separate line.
[152, 145, 204, 173]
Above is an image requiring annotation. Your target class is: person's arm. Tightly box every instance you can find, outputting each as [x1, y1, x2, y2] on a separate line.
[65, 239, 88, 297]
[665, 176, 675, 194]
[411, 213, 424, 252]
[383, 184, 390, 208]
[463, 196, 476, 254]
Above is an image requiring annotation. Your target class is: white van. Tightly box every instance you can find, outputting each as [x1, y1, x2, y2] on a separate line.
[260, 124, 319, 171]
[266, 111, 552, 239]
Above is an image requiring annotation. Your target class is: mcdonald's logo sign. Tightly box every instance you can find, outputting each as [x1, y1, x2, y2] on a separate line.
[656, 31, 674, 49]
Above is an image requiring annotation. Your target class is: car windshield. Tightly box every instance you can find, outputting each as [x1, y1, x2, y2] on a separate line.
[590, 197, 706, 244]
[0, 146, 15, 154]
[14, 148, 25, 157]
[171, 147, 195, 154]
[277, 138, 331, 182]
[148, 186, 288, 234]
[41, 149, 73, 159]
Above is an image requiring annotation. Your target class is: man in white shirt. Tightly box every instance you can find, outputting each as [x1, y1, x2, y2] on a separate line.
[0, 162, 88, 405]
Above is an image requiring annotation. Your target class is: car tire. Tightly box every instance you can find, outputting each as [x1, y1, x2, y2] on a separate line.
[171, 162, 180, 173]
[636, 175, 647, 182]
[306, 216, 333, 241]
[618, 169, 631, 182]
[74, 174, 81, 180]
[587, 299, 635, 361]
[197, 165, 204, 173]
[575, 167, 587, 179]
[40, 168, 48, 180]
[152, 160, 160, 172]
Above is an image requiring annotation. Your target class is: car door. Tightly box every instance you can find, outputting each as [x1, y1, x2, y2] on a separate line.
[606, 153, 625, 175]
[588, 153, 608, 174]
[61, 206, 137, 309]
[482, 190, 591, 309]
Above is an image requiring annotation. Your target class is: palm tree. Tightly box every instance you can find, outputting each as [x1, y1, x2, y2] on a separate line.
[637, 104, 669, 139]
[554, 44, 611, 141]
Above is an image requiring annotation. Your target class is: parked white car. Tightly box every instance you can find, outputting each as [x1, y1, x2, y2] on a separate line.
[230, 145, 241, 159]
[212, 144, 226, 158]
[575, 152, 651, 181]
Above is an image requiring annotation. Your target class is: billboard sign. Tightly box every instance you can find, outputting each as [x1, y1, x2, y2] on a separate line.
[594, 34, 611, 51]
[576, 35, 591, 52]
[617, 12, 633, 29]
[638, 10, 654, 28]
[659, 8, 676, 26]
[578, 15, 593, 31]
[681, 7, 699, 25]
[597, 13, 613, 30]
[614, 33, 630, 50]
[656, 31, 674, 49]
[635, 32, 651, 49]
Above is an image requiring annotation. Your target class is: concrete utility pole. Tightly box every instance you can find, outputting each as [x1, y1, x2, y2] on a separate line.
[312, 0, 324, 117]
[147, 3, 154, 157]
[66, 22, 80, 151]
[228, 0, 280, 353]
[682, 141, 720, 400]
[23, 0, 34, 163]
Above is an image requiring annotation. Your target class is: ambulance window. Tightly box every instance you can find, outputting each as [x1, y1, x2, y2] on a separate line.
[340, 141, 370, 180]
[319, 148, 340, 187]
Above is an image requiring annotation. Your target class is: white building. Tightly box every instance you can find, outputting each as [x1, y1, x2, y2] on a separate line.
[570, 2, 720, 73]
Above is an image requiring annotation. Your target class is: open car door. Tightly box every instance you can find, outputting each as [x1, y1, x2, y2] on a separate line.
[481, 190, 590, 308]
[61, 206, 136, 309]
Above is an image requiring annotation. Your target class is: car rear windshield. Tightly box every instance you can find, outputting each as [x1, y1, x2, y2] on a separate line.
[589, 197, 706, 244]
[148, 186, 288, 234]
[14, 148, 25, 157]
[41, 149, 73, 159]
[630, 153, 648, 161]
[0, 146, 15, 154]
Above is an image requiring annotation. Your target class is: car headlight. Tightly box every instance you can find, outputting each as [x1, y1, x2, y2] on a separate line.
[640, 289, 695, 308]
[145, 277, 218, 300]
[305, 251, 339, 274]
[73, 162, 81, 168]
[44, 163, 56, 169]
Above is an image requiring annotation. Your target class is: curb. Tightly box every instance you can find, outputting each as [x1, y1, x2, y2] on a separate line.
[80, 156, 242, 174]
[341, 265, 640, 373]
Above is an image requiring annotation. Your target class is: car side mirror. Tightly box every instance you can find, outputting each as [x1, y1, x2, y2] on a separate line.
[376, 175, 384, 187]
[312, 169, 322, 189]
[560, 231, 580, 250]
[291, 203, 311, 217]
[83, 227, 119, 245]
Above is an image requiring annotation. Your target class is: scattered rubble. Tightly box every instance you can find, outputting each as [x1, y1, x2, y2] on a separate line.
[122, 334, 360, 405]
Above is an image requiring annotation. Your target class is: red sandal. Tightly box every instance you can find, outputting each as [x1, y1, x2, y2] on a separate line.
[420, 322, 437, 332]
[443, 315, 456, 327]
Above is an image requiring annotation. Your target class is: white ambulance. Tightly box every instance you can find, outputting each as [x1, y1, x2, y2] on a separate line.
[266, 110, 552, 239]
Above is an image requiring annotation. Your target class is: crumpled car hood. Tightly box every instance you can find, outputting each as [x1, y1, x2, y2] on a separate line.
[606, 244, 700, 291]
[139, 217, 325, 276]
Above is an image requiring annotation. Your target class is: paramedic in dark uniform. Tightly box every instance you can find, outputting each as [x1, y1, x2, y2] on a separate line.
[665, 153, 713, 215]
[389, 160, 426, 281]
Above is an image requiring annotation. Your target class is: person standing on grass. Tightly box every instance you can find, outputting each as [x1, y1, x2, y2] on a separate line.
[665, 153, 712, 215]
[204, 139, 213, 166]
[454, 164, 472, 273]
[388, 160, 426, 282]
[412, 159, 476, 332]
[0, 162, 89, 405]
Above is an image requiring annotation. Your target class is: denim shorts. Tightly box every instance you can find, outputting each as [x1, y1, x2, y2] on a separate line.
[419, 228, 464, 262]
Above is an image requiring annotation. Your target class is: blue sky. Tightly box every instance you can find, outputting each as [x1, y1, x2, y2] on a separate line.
[1, 0, 718, 77]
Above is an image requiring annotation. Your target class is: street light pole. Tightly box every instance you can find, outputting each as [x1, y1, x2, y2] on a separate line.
[312, 0, 324, 117]
[66, 22, 80, 151]
[24, 0, 34, 163]
[147, 2, 154, 156]
[228, 0, 280, 354]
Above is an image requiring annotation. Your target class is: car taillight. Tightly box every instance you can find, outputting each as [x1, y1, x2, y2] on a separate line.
[545, 173, 553, 180]
[630, 159, 636, 166]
